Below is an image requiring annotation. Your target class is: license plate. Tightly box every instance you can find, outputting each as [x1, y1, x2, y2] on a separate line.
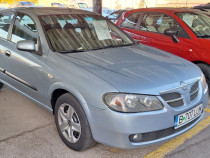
[175, 104, 203, 129]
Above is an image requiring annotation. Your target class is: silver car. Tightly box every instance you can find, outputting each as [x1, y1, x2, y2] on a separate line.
[0, 7, 208, 151]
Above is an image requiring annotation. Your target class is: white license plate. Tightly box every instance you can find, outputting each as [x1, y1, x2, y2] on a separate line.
[175, 104, 203, 129]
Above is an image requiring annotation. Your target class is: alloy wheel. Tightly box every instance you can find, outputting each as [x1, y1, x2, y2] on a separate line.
[58, 103, 81, 143]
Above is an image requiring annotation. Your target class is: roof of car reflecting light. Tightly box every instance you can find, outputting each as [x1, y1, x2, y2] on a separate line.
[0, 7, 95, 16]
[127, 7, 201, 14]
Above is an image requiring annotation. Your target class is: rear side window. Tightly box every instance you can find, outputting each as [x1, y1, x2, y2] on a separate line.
[120, 13, 140, 29]
[0, 12, 14, 39]
[11, 13, 38, 43]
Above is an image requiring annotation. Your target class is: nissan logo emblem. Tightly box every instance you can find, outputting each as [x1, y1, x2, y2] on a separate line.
[180, 81, 187, 91]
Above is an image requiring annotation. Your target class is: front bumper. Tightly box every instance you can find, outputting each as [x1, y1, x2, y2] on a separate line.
[88, 88, 208, 149]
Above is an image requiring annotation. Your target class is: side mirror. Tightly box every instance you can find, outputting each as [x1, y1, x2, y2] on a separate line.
[17, 40, 35, 51]
[164, 28, 179, 43]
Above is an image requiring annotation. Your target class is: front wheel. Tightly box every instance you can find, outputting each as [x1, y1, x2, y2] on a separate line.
[54, 93, 95, 151]
[0, 82, 3, 89]
[197, 63, 210, 87]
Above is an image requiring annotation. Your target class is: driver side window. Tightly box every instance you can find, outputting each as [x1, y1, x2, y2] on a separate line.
[139, 12, 180, 34]
[11, 13, 38, 44]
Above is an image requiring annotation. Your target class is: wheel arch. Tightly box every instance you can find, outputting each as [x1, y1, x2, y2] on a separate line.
[192, 60, 209, 66]
[51, 88, 68, 113]
[49, 83, 90, 119]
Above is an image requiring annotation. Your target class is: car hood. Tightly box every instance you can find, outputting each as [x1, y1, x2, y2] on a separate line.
[60, 45, 201, 95]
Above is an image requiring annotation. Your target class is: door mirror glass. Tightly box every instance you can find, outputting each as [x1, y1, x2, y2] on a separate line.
[164, 28, 178, 36]
[17, 40, 35, 51]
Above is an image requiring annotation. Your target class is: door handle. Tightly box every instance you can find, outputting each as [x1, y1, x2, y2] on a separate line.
[5, 50, 11, 57]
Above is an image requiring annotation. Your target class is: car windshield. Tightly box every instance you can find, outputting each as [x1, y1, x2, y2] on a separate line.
[41, 14, 134, 52]
[176, 12, 210, 38]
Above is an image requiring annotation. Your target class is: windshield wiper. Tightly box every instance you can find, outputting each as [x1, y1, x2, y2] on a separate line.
[59, 43, 134, 53]
[59, 49, 86, 53]
[197, 35, 210, 38]
[91, 43, 134, 50]
[121, 43, 134, 47]
[87, 45, 119, 51]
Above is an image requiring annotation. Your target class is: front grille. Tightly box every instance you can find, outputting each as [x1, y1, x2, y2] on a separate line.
[190, 81, 199, 101]
[160, 80, 200, 108]
[160, 92, 184, 107]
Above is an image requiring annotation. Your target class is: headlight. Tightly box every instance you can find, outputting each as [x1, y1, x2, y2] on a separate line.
[201, 73, 208, 93]
[103, 93, 164, 113]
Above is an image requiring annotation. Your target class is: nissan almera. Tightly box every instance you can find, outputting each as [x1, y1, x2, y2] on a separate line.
[0, 7, 208, 151]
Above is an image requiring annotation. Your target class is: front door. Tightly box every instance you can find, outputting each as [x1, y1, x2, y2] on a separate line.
[0, 12, 15, 82]
[2, 12, 46, 102]
[121, 11, 182, 55]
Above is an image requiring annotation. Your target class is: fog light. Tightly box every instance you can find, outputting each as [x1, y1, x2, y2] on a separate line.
[129, 134, 142, 142]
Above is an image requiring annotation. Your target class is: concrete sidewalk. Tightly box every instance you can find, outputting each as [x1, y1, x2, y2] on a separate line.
[0, 86, 209, 158]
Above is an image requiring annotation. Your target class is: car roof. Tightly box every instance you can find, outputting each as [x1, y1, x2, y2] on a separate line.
[129, 7, 199, 14]
[1, 7, 95, 16]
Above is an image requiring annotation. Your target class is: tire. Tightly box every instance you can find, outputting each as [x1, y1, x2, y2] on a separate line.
[197, 63, 210, 87]
[0, 82, 3, 89]
[54, 93, 95, 151]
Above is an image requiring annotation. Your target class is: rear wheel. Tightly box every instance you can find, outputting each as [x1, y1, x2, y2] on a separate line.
[197, 63, 210, 86]
[0, 82, 3, 89]
[54, 93, 95, 151]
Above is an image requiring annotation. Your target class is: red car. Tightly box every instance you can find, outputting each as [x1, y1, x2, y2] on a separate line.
[117, 8, 210, 86]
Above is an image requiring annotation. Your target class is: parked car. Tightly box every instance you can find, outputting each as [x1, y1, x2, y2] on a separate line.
[0, 7, 6, 10]
[107, 9, 128, 23]
[76, 2, 89, 9]
[0, 7, 208, 151]
[15, 1, 35, 7]
[117, 8, 210, 87]
[193, 8, 210, 17]
[51, 3, 66, 8]
[101, 7, 116, 17]
[73, 3, 92, 12]
[193, 3, 210, 9]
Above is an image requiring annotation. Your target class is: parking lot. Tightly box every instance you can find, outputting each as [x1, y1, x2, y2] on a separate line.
[0, 86, 210, 158]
